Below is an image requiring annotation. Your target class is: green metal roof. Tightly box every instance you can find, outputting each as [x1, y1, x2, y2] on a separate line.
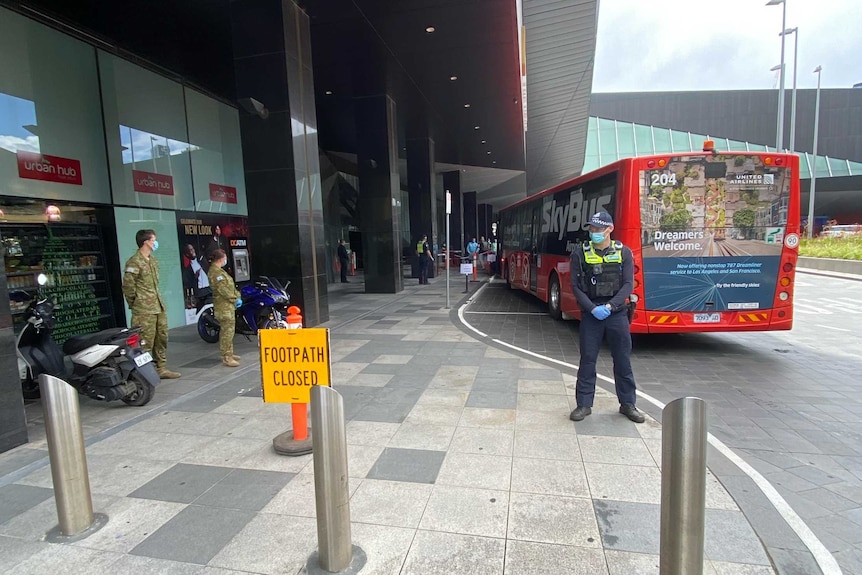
[584, 116, 862, 179]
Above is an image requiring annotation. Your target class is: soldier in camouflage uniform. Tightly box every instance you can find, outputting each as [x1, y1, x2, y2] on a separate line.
[207, 249, 242, 367]
[122, 229, 181, 379]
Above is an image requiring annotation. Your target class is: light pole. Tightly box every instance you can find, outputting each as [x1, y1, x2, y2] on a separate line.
[807, 65, 822, 239]
[767, 0, 787, 150]
[781, 27, 799, 152]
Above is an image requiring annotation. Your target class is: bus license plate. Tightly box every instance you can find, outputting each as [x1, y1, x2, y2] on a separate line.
[134, 352, 153, 367]
[693, 313, 721, 323]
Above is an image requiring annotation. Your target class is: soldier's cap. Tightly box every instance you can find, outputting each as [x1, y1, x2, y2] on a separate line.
[589, 211, 613, 228]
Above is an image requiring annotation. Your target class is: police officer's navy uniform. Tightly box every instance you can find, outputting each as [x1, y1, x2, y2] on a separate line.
[570, 211, 644, 423]
[417, 236, 431, 284]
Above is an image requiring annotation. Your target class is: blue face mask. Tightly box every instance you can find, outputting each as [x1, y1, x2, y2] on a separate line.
[152, 240, 159, 252]
[590, 232, 606, 243]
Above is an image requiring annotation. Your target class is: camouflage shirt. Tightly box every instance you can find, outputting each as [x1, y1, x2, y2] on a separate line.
[207, 264, 241, 317]
[123, 250, 165, 315]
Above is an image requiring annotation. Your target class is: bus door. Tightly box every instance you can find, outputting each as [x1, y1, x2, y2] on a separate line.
[529, 205, 539, 292]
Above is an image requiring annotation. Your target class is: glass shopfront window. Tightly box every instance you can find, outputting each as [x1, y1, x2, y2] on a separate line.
[185, 88, 248, 215]
[99, 52, 195, 211]
[0, 7, 110, 203]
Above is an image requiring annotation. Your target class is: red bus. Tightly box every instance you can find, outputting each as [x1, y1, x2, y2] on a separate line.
[499, 143, 800, 333]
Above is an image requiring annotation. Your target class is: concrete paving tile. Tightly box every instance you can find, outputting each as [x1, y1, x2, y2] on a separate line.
[704, 509, 771, 565]
[304, 444, 384, 479]
[208, 513, 316, 574]
[594, 499, 660, 554]
[400, 530, 505, 575]
[808, 513, 862, 545]
[505, 540, 608, 575]
[511, 456, 589, 498]
[225, 415, 296, 441]
[419, 485, 509, 537]
[416, 389, 469, 407]
[130, 463, 233, 504]
[349, 479, 433, 528]
[472, 378, 519, 393]
[102, 554, 205, 574]
[131, 505, 255, 565]
[568, 414, 642, 438]
[404, 403, 463, 426]
[508, 492, 601, 547]
[383, 373, 435, 388]
[8, 543, 122, 575]
[513, 430, 580, 461]
[376, 387, 424, 404]
[352, 401, 414, 423]
[449, 427, 514, 456]
[604, 550, 660, 574]
[705, 472, 740, 511]
[585, 462, 661, 504]
[87, 430, 216, 460]
[365, 447, 445, 484]
[710, 562, 775, 575]
[579, 435, 655, 466]
[518, 392, 568, 412]
[763, 470, 820, 493]
[211, 396, 264, 415]
[348, 522, 415, 575]
[338, 372, 394, 387]
[767, 547, 822, 574]
[345, 421, 401, 446]
[374, 354, 413, 364]
[636, 417, 663, 440]
[833, 546, 862, 575]
[519, 367, 562, 380]
[332, 362, 370, 380]
[459, 407, 517, 429]
[436, 452, 512, 491]
[0, 491, 110, 541]
[261, 472, 361, 518]
[0, 534, 48, 572]
[180, 437, 270, 468]
[68, 497, 186, 553]
[644, 438, 662, 467]
[193, 468, 295, 511]
[467, 390, 518, 409]
[518, 379, 567, 395]
[515, 409, 577, 433]
[387, 423, 456, 451]
[0, 483, 53, 525]
[237, 442, 312, 473]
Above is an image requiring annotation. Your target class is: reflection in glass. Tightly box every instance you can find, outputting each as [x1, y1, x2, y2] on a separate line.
[0, 92, 40, 153]
[119, 125, 196, 172]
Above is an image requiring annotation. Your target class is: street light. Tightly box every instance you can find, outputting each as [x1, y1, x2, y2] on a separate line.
[767, 0, 787, 151]
[781, 27, 799, 152]
[807, 65, 822, 239]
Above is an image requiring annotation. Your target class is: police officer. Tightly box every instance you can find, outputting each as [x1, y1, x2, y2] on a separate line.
[337, 239, 350, 283]
[123, 229, 181, 379]
[417, 234, 432, 284]
[207, 249, 242, 367]
[569, 211, 644, 423]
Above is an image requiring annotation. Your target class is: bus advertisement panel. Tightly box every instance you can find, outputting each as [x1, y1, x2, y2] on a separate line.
[639, 155, 790, 314]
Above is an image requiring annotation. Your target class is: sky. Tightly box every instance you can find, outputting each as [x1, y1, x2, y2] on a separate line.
[593, 0, 862, 92]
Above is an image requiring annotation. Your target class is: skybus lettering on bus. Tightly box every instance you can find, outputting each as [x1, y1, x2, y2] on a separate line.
[540, 188, 612, 240]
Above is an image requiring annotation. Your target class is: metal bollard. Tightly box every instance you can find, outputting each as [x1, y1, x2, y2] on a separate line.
[307, 386, 365, 574]
[660, 397, 708, 575]
[40, 374, 105, 539]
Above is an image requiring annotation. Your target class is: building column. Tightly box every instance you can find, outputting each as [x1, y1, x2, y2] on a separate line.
[478, 203, 493, 241]
[407, 137, 436, 277]
[231, 0, 328, 326]
[463, 191, 478, 245]
[443, 171, 462, 252]
[355, 94, 403, 293]
[0, 247, 27, 452]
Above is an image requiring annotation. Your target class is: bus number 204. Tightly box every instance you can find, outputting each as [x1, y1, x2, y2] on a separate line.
[650, 173, 677, 186]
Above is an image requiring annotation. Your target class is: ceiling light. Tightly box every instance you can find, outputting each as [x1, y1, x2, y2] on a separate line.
[325, 90, 333, 95]
[463, 103, 470, 108]
[425, 26, 436, 33]
[481, 140, 486, 144]
[492, 161, 497, 165]
[474, 126, 480, 130]
[449, 76, 457, 81]
[486, 151, 492, 155]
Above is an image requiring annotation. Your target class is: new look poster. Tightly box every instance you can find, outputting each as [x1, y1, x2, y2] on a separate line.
[639, 155, 789, 312]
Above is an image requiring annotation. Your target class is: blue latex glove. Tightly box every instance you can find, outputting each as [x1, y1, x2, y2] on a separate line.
[591, 305, 611, 320]
[235, 298, 243, 309]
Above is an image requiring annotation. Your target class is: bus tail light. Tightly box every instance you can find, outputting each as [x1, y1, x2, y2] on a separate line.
[633, 279, 640, 289]
[764, 156, 773, 165]
[778, 310, 786, 318]
[646, 159, 668, 169]
[782, 262, 794, 273]
[778, 292, 789, 301]
[633, 265, 640, 275]
[779, 277, 791, 287]
[775, 157, 784, 165]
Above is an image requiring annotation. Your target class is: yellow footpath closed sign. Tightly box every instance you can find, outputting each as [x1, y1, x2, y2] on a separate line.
[259, 328, 331, 403]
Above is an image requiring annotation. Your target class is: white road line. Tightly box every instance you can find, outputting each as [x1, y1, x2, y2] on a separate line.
[458, 296, 843, 575]
[817, 324, 852, 332]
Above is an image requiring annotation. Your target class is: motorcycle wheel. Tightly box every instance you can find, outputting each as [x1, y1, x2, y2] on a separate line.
[198, 309, 220, 343]
[261, 319, 289, 329]
[121, 372, 155, 407]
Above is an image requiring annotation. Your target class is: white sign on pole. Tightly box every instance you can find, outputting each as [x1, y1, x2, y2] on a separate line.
[446, 191, 451, 215]
[460, 263, 473, 275]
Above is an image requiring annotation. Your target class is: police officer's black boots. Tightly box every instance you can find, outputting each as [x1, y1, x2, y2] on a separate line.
[569, 406, 591, 421]
[620, 403, 645, 423]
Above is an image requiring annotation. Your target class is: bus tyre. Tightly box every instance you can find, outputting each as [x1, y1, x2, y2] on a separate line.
[548, 274, 562, 320]
[507, 263, 515, 289]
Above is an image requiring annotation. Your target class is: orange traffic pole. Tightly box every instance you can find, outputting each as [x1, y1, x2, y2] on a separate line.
[472, 253, 478, 281]
[286, 305, 308, 441]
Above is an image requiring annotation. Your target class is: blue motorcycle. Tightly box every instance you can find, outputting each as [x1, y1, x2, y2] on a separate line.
[196, 276, 291, 343]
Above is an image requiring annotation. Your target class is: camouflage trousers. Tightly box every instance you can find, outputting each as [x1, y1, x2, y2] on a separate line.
[216, 311, 235, 357]
[132, 312, 168, 369]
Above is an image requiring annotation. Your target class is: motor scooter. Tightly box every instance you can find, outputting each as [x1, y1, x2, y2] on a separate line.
[16, 274, 160, 405]
[196, 276, 290, 343]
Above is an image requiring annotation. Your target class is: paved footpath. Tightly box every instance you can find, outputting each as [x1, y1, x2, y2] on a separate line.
[0, 271, 776, 574]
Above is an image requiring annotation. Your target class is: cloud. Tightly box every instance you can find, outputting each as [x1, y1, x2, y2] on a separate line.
[0, 134, 39, 153]
[593, 0, 862, 92]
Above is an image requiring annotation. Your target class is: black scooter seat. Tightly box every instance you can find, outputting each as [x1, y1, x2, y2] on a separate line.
[63, 327, 131, 355]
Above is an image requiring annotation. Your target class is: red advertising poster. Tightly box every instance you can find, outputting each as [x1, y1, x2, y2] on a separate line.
[209, 183, 238, 204]
[16, 151, 83, 185]
[132, 170, 174, 195]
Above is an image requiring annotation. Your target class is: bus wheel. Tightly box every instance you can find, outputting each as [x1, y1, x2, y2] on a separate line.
[507, 262, 515, 289]
[548, 274, 562, 320]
